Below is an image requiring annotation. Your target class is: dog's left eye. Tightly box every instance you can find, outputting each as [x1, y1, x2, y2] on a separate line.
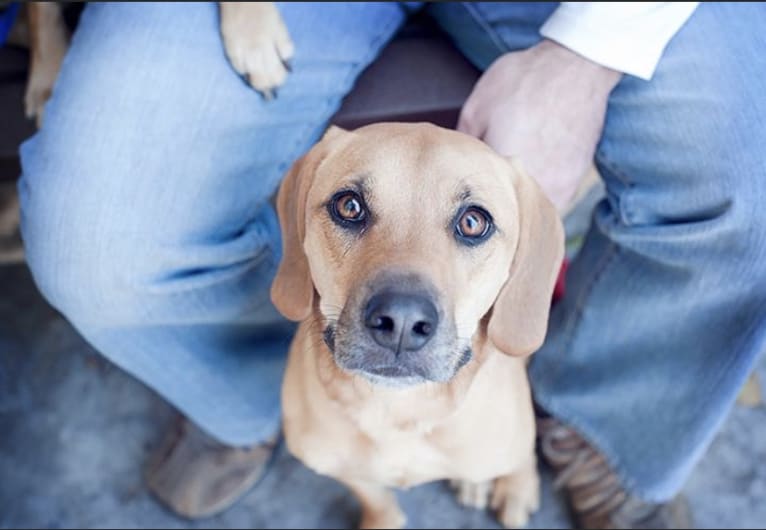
[329, 191, 367, 227]
[455, 206, 493, 245]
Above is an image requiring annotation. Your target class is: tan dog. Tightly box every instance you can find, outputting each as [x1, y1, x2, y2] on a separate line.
[272, 122, 564, 529]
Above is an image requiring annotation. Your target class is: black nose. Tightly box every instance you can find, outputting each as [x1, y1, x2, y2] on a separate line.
[363, 292, 439, 354]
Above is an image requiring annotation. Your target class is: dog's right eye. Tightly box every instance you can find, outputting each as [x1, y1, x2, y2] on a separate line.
[329, 191, 367, 228]
[454, 205, 494, 246]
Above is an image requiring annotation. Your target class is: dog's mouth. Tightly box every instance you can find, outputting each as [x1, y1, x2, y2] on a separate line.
[323, 325, 336, 352]
[455, 346, 473, 371]
[325, 322, 473, 385]
[363, 364, 427, 379]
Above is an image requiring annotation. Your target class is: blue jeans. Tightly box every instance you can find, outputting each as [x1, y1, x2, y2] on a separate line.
[19, 2, 766, 503]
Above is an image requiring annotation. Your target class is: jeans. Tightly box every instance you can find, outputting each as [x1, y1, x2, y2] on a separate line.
[19, 2, 766, 502]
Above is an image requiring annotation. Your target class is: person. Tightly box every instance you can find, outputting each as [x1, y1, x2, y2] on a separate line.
[18, 3, 766, 528]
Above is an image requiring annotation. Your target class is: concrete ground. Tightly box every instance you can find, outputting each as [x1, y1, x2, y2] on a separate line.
[1, 223, 766, 528]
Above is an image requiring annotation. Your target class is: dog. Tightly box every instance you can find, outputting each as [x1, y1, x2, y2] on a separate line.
[22, 1, 293, 126]
[272, 122, 565, 528]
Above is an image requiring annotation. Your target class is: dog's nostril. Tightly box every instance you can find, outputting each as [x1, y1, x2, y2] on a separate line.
[370, 316, 395, 332]
[412, 321, 432, 337]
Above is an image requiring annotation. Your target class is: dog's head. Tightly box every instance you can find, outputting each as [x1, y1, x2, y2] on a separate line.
[272, 123, 564, 386]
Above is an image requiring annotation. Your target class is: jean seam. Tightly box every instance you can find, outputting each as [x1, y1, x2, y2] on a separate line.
[595, 149, 633, 188]
[463, 2, 511, 55]
[544, 239, 619, 394]
[595, 149, 637, 226]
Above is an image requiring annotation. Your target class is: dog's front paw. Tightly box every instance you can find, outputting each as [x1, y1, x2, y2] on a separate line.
[449, 479, 493, 510]
[220, 2, 294, 99]
[490, 468, 541, 528]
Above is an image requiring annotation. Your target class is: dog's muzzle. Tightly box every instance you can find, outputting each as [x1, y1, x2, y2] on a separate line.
[330, 270, 471, 384]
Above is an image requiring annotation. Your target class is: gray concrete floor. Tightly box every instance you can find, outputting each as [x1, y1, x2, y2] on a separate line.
[1, 259, 765, 529]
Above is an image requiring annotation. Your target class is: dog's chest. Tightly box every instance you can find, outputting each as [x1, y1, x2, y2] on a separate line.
[290, 404, 526, 488]
[288, 380, 530, 488]
[361, 429, 453, 489]
[283, 333, 534, 488]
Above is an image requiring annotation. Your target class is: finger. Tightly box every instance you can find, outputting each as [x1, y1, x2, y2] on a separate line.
[457, 102, 486, 138]
[456, 112, 471, 134]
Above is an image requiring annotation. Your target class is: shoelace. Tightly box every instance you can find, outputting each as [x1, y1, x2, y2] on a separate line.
[538, 418, 662, 528]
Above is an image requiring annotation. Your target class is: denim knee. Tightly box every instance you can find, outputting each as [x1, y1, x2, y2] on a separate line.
[19, 137, 282, 329]
[20, 155, 149, 326]
[20, 149, 103, 324]
[594, 140, 766, 293]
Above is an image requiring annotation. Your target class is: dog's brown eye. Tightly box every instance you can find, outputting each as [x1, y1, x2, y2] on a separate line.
[330, 191, 367, 227]
[459, 210, 487, 237]
[455, 206, 493, 245]
[338, 195, 363, 220]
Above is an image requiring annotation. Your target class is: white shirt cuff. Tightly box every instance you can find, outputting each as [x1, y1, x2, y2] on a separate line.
[540, 2, 699, 80]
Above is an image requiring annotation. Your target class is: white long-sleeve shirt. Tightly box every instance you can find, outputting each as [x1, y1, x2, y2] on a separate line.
[540, 2, 699, 80]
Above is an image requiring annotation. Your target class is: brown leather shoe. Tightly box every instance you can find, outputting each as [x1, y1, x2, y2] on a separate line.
[537, 416, 693, 529]
[145, 416, 279, 519]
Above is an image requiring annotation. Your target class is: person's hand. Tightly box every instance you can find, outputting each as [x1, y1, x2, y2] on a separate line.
[458, 40, 622, 213]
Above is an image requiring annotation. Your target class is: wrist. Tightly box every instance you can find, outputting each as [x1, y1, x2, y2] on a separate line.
[535, 39, 622, 94]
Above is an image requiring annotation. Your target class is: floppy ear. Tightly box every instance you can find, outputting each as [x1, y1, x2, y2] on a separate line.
[271, 126, 348, 321]
[488, 158, 565, 356]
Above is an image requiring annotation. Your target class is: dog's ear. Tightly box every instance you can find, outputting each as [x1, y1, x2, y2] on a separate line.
[271, 126, 348, 321]
[488, 157, 565, 356]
